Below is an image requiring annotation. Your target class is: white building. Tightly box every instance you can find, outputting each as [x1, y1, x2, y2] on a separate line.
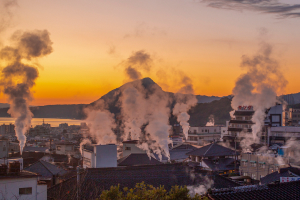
[122, 140, 146, 157]
[82, 144, 117, 168]
[187, 126, 222, 145]
[267, 126, 300, 145]
[0, 171, 47, 200]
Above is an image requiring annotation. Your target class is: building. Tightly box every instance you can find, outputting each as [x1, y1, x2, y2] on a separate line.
[24, 160, 67, 188]
[239, 152, 289, 181]
[122, 140, 146, 157]
[59, 123, 68, 129]
[267, 126, 300, 145]
[82, 144, 117, 168]
[169, 135, 183, 146]
[286, 108, 300, 126]
[264, 104, 285, 127]
[0, 167, 47, 200]
[187, 126, 222, 145]
[224, 106, 254, 149]
[0, 139, 9, 158]
[187, 143, 238, 174]
[260, 165, 300, 185]
[0, 124, 15, 135]
[55, 142, 75, 155]
[0, 157, 24, 170]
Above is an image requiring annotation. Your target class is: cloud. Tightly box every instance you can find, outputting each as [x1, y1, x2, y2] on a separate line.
[202, 0, 300, 18]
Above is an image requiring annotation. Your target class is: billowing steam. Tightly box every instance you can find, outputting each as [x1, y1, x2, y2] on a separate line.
[120, 80, 172, 161]
[187, 175, 214, 197]
[84, 100, 117, 145]
[0, 30, 53, 154]
[173, 76, 197, 141]
[122, 50, 152, 81]
[206, 114, 215, 126]
[231, 39, 287, 152]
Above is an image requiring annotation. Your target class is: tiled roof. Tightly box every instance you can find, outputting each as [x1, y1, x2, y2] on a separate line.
[0, 170, 39, 180]
[48, 164, 240, 200]
[23, 146, 48, 152]
[260, 167, 300, 185]
[24, 160, 67, 178]
[187, 143, 237, 157]
[209, 180, 300, 200]
[117, 153, 162, 166]
[202, 158, 236, 171]
[171, 143, 198, 151]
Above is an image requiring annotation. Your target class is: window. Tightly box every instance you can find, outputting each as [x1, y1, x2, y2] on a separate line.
[56, 146, 61, 151]
[243, 161, 248, 166]
[125, 147, 131, 150]
[260, 163, 265, 168]
[19, 187, 32, 195]
[250, 162, 256, 167]
[243, 172, 248, 176]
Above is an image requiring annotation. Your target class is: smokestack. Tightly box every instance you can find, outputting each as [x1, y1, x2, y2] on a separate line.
[0, 30, 53, 154]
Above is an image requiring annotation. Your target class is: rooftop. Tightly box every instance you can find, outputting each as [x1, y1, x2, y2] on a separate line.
[117, 153, 162, 166]
[209, 180, 300, 200]
[187, 143, 237, 157]
[24, 160, 67, 178]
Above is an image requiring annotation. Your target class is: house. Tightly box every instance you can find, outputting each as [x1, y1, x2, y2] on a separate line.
[47, 163, 240, 200]
[0, 165, 47, 200]
[260, 165, 300, 185]
[82, 144, 117, 168]
[186, 143, 238, 174]
[117, 153, 162, 166]
[24, 160, 68, 188]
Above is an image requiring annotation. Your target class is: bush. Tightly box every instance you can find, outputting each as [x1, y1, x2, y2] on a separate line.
[98, 182, 209, 200]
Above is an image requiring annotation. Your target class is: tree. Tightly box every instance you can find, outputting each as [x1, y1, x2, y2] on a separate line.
[98, 182, 209, 200]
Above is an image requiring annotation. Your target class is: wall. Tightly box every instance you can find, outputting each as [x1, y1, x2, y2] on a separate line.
[37, 184, 47, 200]
[95, 145, 117, 168]
[82, 149, 94, 168]
[0, 177, 46, 200]
[122, 143, 146, 157]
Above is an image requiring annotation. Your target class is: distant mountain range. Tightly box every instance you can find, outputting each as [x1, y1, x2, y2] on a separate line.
[0, 77, 299, 126]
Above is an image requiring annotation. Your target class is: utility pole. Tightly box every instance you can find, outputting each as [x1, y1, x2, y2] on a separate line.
[234, 133, 237, 173]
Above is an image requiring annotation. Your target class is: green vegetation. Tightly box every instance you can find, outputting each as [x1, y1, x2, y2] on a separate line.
[98, 182, 209, 200]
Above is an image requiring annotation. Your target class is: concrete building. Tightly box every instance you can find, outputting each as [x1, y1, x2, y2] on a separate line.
[239, 152, 289, 180]
[0, 157, 23, 170]
[267, 126, 300, 145]
[287, 108, 300, 126]
[82, 144, 117, 168]
[187, 126, 222, 145]
[55, 142, 75, 155]
[0, 170, 47, 200]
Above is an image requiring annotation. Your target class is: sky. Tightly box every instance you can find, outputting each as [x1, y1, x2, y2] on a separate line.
[0, 0, 300, 106]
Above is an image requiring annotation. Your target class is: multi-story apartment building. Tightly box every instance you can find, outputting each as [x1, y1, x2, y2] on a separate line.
[239, 152, 288, 180]
[287, 108, 300, 126]
[187, 126, 222, 145]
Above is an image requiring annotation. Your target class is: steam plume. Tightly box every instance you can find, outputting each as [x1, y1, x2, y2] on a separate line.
[122, 50, 152, 81]
[206, 114, 215, 126]
[0, 30, 53, 154]
[231, 39, 287, 151]
[84, 100, 117, 145]
[173, 76, 197, 141]
[120, 80, 172, 160]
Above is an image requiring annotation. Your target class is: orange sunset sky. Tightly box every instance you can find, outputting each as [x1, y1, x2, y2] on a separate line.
[0, 0, 300, 106]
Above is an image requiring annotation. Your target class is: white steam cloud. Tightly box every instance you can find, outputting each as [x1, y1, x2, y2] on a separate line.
[231, 37, 287, 152]
[0, 30, 53, 154]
